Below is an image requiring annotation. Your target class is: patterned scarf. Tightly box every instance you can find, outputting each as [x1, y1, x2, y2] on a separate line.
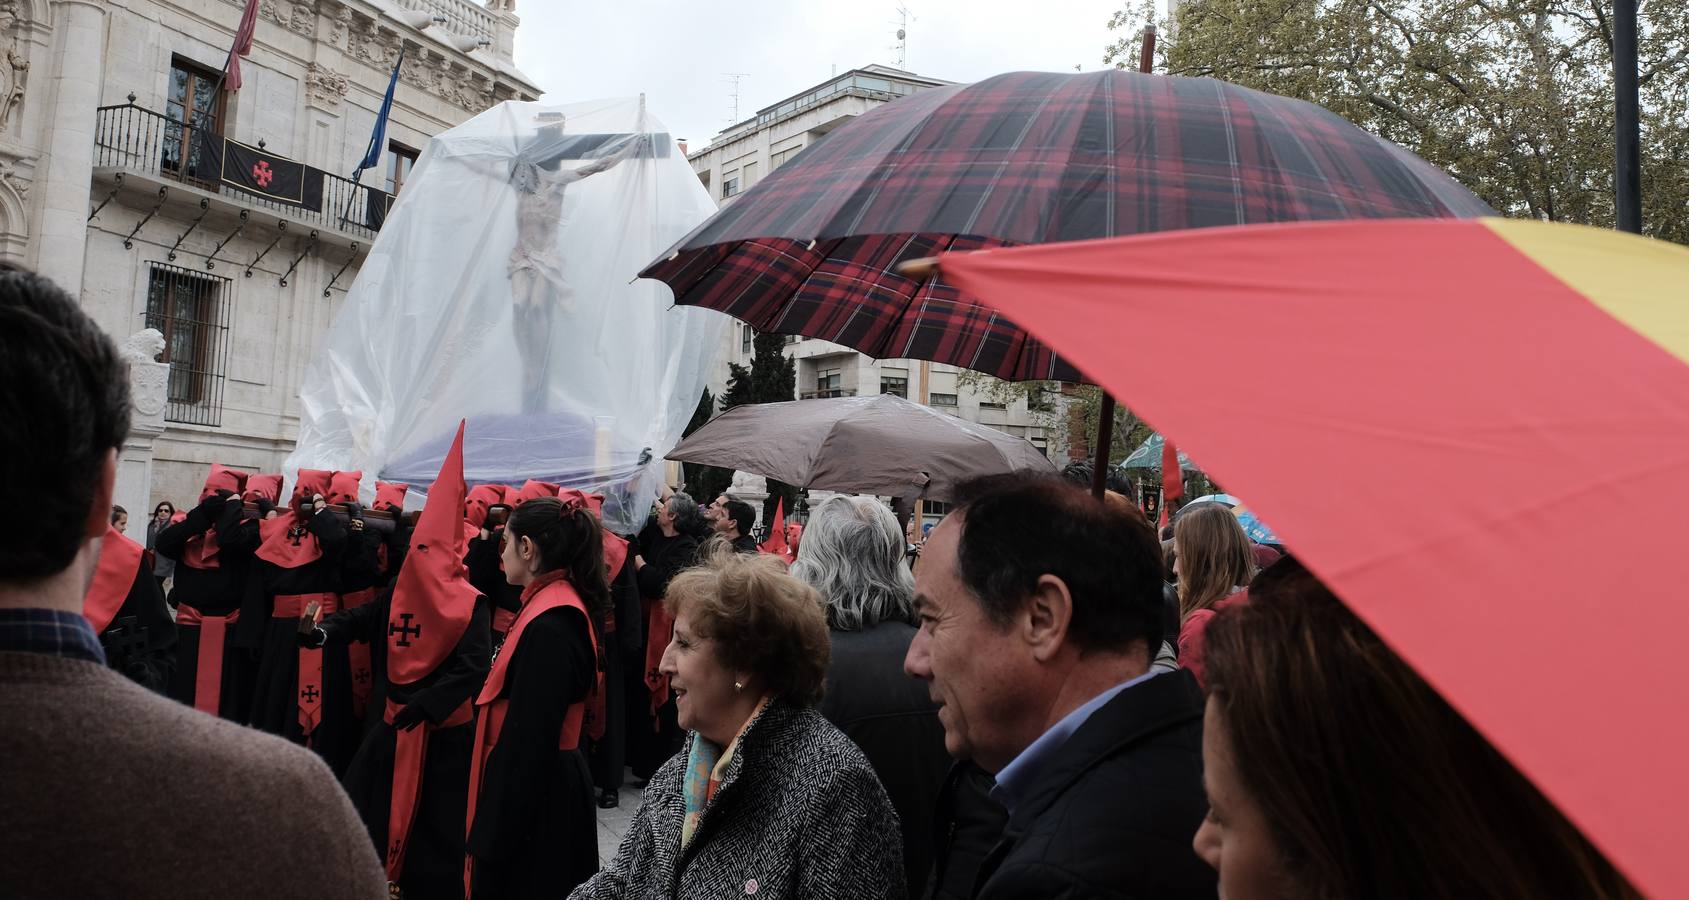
[679, 696, 769, 851]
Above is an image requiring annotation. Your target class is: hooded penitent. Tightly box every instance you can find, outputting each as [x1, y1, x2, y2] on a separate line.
[242, 474, 283, 504]
[327, 470, 365, 506]
[184, 464, 247, 570]
[383, 422, 480, 880]
[260, 469, 335, 568]
[374, 481, 409, 513]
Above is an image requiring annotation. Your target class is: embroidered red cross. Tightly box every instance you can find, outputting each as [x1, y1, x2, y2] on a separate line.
[252, 160, 273, 187]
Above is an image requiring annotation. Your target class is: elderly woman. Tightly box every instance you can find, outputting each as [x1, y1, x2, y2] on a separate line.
[571, 548, 905, 900]
[791, 496, 950, 897]
[1194, 560, 1639, 899]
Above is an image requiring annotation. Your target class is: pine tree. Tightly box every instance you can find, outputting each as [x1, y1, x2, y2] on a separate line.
[720, 331, 800, 525]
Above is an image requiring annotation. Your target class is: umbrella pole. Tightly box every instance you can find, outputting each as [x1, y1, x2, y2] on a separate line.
[1091, 393, 1116, 499]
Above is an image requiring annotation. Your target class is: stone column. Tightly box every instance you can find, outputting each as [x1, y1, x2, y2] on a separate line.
[115, 329, 170, 526]
[32, 0, 107, 298]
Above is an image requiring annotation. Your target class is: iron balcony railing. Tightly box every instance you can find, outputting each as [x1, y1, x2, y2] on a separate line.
[93, 99, 393, 240]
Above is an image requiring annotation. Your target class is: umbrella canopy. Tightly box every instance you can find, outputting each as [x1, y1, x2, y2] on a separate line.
[1120, 433, 1201, 472]
[666, 393, 1054, 501]
[934, 217, 1689, 899]
[643, 69, 1492, 382]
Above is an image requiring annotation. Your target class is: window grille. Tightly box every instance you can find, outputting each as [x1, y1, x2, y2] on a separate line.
[144, 262, 232, 426]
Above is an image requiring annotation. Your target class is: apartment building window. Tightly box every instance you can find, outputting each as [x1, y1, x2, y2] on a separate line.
[1028, 386, 1055, 412]
[163, 56, 225, 184]
[741, 324, 753, 353]
[980, 401, 1008, 411]
[929, 392, 958, 407]
[722, 172, 741, 198]
[879, 367, 908, 398]
[1030, 436, 1049, 457]
[818, 368, 842, 397]
[771, 144, 804, 169]
[785, 334, 801, 344]
[741, 162, 759, 189]
[145, 263, 232, 426]
[386, 141, 419, 194]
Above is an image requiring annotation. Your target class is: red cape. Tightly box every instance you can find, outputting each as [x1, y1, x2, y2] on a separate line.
[84, 524, 143, 633]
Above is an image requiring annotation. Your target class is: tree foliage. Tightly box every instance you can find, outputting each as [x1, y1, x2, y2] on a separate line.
[1106, 0, 1689, 244]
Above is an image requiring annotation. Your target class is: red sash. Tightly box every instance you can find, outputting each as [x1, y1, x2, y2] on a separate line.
[274, 592, 337, 739]
[491, 606, 516, 636]
[383, 697, 473, 881]
[176, 604, 240, 716]
[341, 587, 378, 719]
[84, 525, 143, 634]
[643, 597, 674, 719]
[463, 577, 597, 897]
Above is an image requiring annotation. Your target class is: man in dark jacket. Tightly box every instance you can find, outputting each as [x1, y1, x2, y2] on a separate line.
[905, 473, 1215, 900]
[713, 498, 759, 554]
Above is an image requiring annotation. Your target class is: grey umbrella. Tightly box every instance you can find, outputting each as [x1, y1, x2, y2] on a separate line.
[666, 393, 1055, 501]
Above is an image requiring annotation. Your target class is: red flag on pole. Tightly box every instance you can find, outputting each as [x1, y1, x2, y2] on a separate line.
[223, 0, 261, 91]
[1160, 437, 1184, 528]
[759, 498, 788, 557]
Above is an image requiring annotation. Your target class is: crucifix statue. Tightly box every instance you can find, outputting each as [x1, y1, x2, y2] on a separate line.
[508, 109, 667, 413]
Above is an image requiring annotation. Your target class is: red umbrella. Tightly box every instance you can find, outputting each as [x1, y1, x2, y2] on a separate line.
[932, 217, 1689, 899]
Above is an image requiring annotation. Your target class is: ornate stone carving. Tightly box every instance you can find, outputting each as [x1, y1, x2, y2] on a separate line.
[0, 48, 24, 132]
[0, 154, 27, 200]
[487, 0, 515, 12]
[0, 1, 20, 35]
[304, 62, 347, 109]
[121, 329, 171, 421]
[258, 0, 316, 37]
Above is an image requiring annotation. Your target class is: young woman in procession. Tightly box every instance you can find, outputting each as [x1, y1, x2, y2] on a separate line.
[464, 493, 616, 899]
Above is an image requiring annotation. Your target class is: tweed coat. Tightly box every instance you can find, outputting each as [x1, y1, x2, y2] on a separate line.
[569, 699, 906, 900]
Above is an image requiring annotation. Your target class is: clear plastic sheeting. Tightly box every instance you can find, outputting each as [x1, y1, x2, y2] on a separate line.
[286, 98, 727, 532]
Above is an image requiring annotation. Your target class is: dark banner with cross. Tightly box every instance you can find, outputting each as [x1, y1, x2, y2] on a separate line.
[195, 131, 324, 212]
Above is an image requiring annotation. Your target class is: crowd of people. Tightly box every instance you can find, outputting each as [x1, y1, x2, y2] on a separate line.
[1, 259, 1645, 900]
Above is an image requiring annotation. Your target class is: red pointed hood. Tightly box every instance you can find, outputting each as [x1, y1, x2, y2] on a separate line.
[388, 422, 479, 685]
[200, 464, 247, 502]
[242, 474, 282, 504]
[291, 469, 334, 508]
[326, 470, 364, 506]
[84, 524, 143, 633]
[514, 480, 560, 505]
[759, 498, 788, 555]
[374, 481, 409, 512]
[465, 484, 504, 529]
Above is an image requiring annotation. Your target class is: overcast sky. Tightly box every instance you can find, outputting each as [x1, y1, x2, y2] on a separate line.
[510, 1, 1137, 151]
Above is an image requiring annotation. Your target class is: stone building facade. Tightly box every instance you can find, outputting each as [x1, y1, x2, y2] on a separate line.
[1, 0, 539, 516]
[687, 64, 1053, 500]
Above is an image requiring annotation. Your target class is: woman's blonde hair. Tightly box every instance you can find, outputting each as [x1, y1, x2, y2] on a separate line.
[1174, 503, 1256, 621]
[664, 545, 831, 704]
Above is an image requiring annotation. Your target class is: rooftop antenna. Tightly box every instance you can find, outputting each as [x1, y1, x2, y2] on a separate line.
[723, 72, 751, 125]
[892, 5, 912, 68]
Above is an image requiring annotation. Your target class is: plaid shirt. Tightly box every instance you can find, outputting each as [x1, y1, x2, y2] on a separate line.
[0, 608, 107, 665]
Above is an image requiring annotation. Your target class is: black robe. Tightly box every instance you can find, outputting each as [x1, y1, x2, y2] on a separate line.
[248, 507, 357, 772]
[628, 528, 697, 779]
[331, 591, 492, 900]
[98, 552, 178, 693]
[155, 496, 263, 722]
[338, 523, 389, 734]
[466, 526, 521, 643]
[467, 604, 598, 899]
[586, 556, 641, 797]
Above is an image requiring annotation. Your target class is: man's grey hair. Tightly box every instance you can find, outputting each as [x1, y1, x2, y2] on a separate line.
[790, 496, 916, 632]
[666, 492, 705, 535]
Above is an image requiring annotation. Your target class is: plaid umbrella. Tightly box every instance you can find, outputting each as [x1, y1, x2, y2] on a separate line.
[643, 69, 1493, 382]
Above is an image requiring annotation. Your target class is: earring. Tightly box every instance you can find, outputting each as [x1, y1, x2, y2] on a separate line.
[733, 681, 744, 692]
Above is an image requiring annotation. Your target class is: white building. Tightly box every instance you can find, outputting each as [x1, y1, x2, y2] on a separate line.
[686, 65, 1052, 487]
[3, 0, 539, 514]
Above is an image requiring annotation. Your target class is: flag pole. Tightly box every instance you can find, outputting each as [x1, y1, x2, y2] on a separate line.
[1088, 22, 1157, 501]
[341, 46, 406, 230]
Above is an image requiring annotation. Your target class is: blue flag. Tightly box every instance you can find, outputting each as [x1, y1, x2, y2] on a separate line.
[354, 48, 405, 175]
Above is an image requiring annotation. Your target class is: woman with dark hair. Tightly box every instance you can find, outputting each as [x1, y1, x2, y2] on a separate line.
[572, 548, 904, 900]
[1171, 503, 1255, 685]
[145, 501, 176, 592]
[1195, 561, 1640, 900]
[465, 494, 611, 899]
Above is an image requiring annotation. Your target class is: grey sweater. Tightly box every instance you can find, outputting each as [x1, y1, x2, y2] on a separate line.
[0, 651, 386, 899]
